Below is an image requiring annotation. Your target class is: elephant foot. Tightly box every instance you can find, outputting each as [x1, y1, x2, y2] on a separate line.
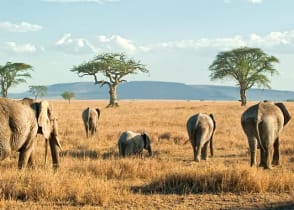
[193, 158, 200, 162]
[272, 160, 279, 166]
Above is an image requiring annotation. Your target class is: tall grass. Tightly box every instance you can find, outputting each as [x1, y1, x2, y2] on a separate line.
[0, 100, 293, 208]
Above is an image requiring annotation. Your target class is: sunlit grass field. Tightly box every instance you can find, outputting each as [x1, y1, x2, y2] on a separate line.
[0, 100, 293, 209]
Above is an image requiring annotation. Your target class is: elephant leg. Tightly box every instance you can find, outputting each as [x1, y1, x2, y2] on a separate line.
[248, 137, 257, 167]
[18, 145, 35, 169]
[259, 147, 266, 168]
[191, 143, 197, 161]
[264, 146, 273, 169]
[27, 150, 36, 169]
[272, 137, 280, 165]
[195, 144, 202, 162]
[0, 142, 11, 161]
[201, 142, 209, 160]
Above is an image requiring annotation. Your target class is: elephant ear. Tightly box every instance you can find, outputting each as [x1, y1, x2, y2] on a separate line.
[141, 133, 148, 148]
[37, 100, 52, 139]
[275, 103, 291, 126]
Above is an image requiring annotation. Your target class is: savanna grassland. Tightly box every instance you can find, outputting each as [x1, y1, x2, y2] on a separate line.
[0, 100, 294, 209]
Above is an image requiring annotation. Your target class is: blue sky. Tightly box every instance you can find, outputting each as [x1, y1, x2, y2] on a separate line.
[1, 0, 294, 93]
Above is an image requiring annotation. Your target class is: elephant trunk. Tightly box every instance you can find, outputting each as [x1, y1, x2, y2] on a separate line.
[147, 146, 152, 156]
[49, 134, 62, 169]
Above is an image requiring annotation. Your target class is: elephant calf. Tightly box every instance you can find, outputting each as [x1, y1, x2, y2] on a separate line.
[118, 131, 152, 157]
[241, 101, 291, 169]
[186, 113, 216, 162]
[82, 107, 100, 138]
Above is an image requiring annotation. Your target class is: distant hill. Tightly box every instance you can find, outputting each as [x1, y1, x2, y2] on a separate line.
[8, 81, 294, 101]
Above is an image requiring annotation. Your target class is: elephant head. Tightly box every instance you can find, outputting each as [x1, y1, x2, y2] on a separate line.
[241, 101, 291, 169]
[142, 132, 152, 156]
[36, 100, 62, 168]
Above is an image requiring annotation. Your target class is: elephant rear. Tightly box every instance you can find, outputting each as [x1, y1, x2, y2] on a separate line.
[82, 107, 100, 138]
[186, 113, 216, 161]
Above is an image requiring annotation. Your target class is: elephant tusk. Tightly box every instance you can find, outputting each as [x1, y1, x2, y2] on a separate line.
[55, 136, 63, 151]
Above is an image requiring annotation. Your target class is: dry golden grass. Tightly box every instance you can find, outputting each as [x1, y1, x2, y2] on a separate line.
[0, 100, 294, 209]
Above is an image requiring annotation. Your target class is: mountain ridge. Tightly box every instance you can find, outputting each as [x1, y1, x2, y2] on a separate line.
[8, 81, 294, 101]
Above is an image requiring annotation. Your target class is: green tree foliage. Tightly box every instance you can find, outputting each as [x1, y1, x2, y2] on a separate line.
[0, 62, 33, 97]
[61, 91, 75, 104]
[209, 47, 279, 106]
[29, 85, 47, 99]
[71, 52, 148, 107]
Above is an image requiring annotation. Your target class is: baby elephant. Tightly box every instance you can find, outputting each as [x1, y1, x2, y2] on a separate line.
[82, 107, 100, 138]
[118, 131, 152, 157]
[186, 113, 216, 162]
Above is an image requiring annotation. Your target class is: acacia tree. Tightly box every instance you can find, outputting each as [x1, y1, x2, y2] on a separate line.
[209, 47, 279, 106]
[0, 62, 33, 97]
[71, 53, 148, 107]
[29, 85, 47, 99]
[61, 91, 75, 104]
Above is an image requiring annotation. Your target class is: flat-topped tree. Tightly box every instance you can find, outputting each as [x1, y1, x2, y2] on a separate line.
[209, 47, 279, 106]
[71, 53, 148, 107]
[0, 62, 32, 97]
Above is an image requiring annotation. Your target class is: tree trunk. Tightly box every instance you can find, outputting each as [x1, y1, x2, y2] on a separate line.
[107, 85, 119, 108]
[240, 88, 247, 106]
[1, 84, 7, 97]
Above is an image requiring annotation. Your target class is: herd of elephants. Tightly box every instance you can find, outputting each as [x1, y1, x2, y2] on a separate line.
[0, 97, 291, 170]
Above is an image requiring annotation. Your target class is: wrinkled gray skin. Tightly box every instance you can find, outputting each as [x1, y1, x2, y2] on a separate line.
[241, 101, 291, 169]
[118, 131, 152, 157]
[0, 98, 62, 169]
[82, 107, 100, 138]
[186, 113, 216, 162]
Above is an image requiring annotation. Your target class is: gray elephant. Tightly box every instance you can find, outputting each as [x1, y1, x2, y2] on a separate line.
[241, 101, 291, 169]
[186, 113, 216, 162]
[118, 131, 152, 157]
[82, 107, 100, 138]
[0, 98, 62, 169]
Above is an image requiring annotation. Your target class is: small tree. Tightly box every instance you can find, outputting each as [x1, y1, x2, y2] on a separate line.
[209, 47, 279, 106]
[29, 85, 47, 99]
[61, 91, 75, 104]
[0, 62, 33, 97]
[71, 52, 148, 107]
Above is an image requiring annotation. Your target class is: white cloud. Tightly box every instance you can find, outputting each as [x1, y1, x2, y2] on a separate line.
[247, 0, 263, 4]
[55, 30, 294, 55]
[97, 35, 137, 53]
[0, 21, 43, 32]
[56, 33, 73, 45]
[6, 42, 37, 53]
[144, 30, 294, 53]
[44, 0, 119, 4]
[56, 33, 99, 53]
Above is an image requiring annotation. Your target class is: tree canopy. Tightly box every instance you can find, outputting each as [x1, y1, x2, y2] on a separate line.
[209, 47, 279, 106]
[61, 91, 75, 104]
[0, 62, 33, 97]
[71, 52, 148, 107]
[29, 85, 47, 99]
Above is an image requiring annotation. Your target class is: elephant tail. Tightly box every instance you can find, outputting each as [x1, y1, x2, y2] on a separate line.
[256, 119, 265, 153]
[209, 113, 216, 157]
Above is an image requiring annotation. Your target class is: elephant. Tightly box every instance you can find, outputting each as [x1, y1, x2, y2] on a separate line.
[82, 107, 100, 138]
[0, 97, 62, 169]
[118, 131, 152, 157]
[241, 101, 291, 169]
[186, 113, 216, 162]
